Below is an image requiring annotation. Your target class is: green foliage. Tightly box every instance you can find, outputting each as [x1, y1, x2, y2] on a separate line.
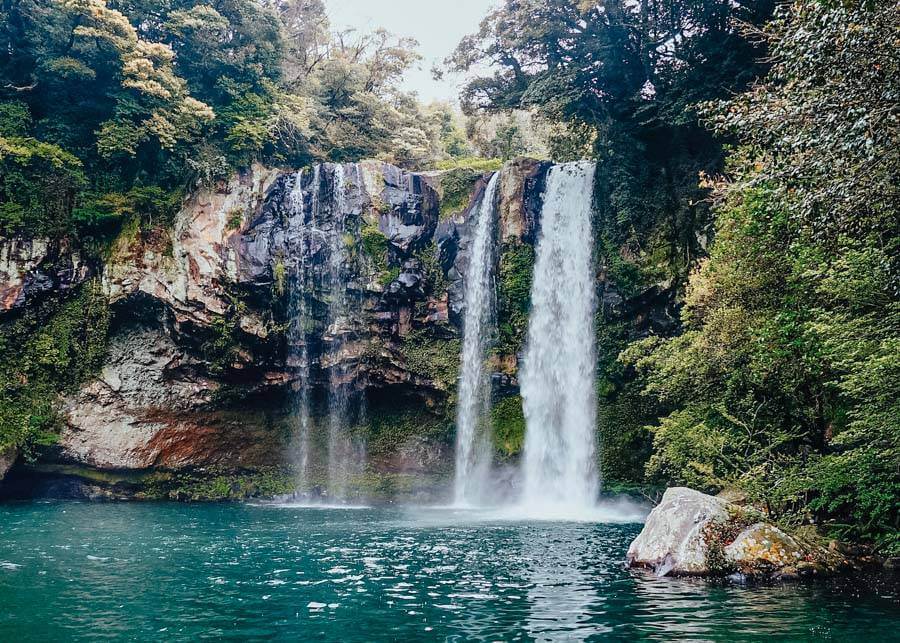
[490, 117, 527, 161]
[495, 242, 534, 355]
[0, 280, 110, 456]
[417, 241, 447, 295]
[0, 0, 472, 243]
[627, 181, 899, 551]
[0, 102, 31, 136]
[0, 137, 85, 236]
[201, 295, 249, 376]
[226, 207, 245, 231]
[705, 1, 898, 243]
[272, 260, 286, 296]
[491, 395, 525, 457]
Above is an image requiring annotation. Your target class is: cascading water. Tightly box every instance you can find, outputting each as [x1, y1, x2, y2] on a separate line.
[453, 172, 500, 506]
[285, 168, 314, 494]
[519, 161, 599, 516]
[281, 164, 367, 503]
[324, 164, 367, 501]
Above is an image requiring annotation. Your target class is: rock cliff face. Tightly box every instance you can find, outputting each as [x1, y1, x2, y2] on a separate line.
[0, 157, 678, 499]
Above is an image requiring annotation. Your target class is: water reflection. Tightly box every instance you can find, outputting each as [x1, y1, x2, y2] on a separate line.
[522, 525, 607, 640]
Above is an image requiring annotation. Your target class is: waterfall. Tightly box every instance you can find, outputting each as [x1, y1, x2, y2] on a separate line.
[519, 161, 599, 516]
[453, 172, 500, 506]
[285, 168, 313, 494]
[324, 163, 366, 501]
[282, 164, 367, 503]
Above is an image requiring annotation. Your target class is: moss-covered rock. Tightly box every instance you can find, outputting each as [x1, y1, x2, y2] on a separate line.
[491, 395, 525, 457]
[0, 279, 109, 458]
[495, 242, 534, 356]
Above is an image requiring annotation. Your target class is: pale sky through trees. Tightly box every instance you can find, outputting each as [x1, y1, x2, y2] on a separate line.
[323, 0, 499, 103]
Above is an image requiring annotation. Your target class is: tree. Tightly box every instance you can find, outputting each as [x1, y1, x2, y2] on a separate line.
[628, 1, 900, 552]
[448, 0, 775, 281]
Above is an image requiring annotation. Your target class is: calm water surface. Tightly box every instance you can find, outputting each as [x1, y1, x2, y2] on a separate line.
[0, 502, 896, 641]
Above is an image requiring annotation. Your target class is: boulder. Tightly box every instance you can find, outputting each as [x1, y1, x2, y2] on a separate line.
[627, 487, 835, 578]
[626, 487, 729, 575]
[725, 523, 805, 573]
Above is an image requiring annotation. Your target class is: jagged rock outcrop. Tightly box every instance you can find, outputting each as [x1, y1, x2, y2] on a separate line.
[0, 446, 16, 483]
[55, 322, 281, 470]
[0, 237, 88, 311]
[32, 160, 490, 484]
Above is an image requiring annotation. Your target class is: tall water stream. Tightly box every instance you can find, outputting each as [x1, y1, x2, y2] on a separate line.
[519, 161, 599, 516]
[453, 173, 500, 506]
[284, 164, 367, 502]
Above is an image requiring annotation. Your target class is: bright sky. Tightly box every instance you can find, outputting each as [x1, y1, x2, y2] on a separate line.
[323, 0, 500, 104]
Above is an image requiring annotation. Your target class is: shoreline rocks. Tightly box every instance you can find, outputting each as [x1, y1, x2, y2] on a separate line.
[627, 487, 854, 580]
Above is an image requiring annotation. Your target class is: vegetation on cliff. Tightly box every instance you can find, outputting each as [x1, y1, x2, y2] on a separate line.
[0, 280, 109, 455]
[0, 0, 474, 242]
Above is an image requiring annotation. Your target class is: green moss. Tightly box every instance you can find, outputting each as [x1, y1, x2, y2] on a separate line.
[200, 293, 249, 376]
[496, 242, 535, 355]
[147, 468, 296, 501]
[226, 206, 244, 231]
[0, 280, 110, 457]
[362, 402, 453, 460]
[361, 224, 389, 267]
[595, 320, 656, 485]
[400, 328, 461, 390]
[273, 259, 286, 296]
[438, 168, 482, 220]
[379, 266, 401, 287]
[433, 157, 503, 172]
[416, 241, 447, 295]
[360, 223, 398, 287]
[492, 395, 526, 457]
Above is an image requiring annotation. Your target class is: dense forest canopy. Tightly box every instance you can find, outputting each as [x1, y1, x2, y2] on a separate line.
[0, 0, 897, 552]
[0, 0, 477, 239]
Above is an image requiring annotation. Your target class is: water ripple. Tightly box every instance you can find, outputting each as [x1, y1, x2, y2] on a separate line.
[0, 502, 896, 641]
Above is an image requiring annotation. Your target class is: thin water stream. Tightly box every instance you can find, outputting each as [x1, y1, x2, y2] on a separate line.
[454, 172, 500, 505]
